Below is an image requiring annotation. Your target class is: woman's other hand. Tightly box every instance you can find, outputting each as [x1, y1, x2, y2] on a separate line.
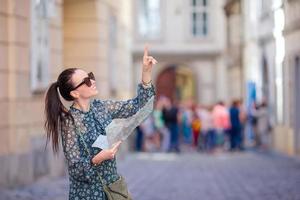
[92, 141, 122, 165]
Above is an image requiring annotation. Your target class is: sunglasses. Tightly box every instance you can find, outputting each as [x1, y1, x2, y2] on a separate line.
[72, 72, 95, 90]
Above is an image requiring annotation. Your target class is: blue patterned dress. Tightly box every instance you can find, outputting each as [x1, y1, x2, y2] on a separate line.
[61, 83, 155, 200]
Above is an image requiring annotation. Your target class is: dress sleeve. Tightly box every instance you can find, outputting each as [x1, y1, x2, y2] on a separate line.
[101, 83, 156, 119]
[61, 117, 96, 183]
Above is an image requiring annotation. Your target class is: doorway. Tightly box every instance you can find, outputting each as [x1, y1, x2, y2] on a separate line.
[156, 65, 196, 103]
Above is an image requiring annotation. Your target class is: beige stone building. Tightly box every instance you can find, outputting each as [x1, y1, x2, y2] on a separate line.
[268, 0, 300, 156]
[282, 0, 300, 155]
[131, 0, 228, 105]
[245, 0, 300, 157]
[0, 0, 133, 187]
[226, 0, 300, 156]
[240, 0, 277, 149]
[224, 0, 243, 100]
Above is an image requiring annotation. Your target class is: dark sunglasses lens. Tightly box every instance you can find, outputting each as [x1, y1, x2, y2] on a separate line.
[88, 72, 95, 80]
[84, 78, 92, 87]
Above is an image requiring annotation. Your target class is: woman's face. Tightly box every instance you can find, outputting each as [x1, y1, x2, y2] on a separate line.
[70, 69, 98, 99]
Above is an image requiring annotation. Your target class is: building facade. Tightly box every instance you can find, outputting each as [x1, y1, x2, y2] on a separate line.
[131, 0, 228, 105]
[0, 0, 133, 187]
[224, 0, 244, 100]
[283, 0, 300, 155]
[227, 0, 300, 156]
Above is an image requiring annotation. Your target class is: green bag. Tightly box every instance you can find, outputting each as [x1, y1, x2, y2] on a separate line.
[102, 175, 132, 200]
[75, 125, 132, 200]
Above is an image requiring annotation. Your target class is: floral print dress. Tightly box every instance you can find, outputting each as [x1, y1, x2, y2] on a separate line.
[61, 83, 155, 200]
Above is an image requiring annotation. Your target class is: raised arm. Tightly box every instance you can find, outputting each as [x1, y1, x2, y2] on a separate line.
[101, 83, 155, 119]
[98, 45, 157, 119]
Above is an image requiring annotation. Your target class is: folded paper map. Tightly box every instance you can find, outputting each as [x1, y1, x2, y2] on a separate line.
[92, 96, 155, 149]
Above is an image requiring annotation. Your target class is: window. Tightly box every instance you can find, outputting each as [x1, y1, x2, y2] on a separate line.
[30, 0, 55, 92]
[259, 0, 272, 18]
[137, 0, 161, 39]
[190, 0, 209, 38]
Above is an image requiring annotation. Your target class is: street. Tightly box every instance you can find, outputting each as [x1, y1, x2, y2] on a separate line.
[1, 151, 300, 200]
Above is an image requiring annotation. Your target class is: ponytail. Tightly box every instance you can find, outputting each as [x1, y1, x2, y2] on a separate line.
[44, 68, 77, 153]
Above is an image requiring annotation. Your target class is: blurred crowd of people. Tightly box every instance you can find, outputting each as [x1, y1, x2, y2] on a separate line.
[134, 96, 272, 153]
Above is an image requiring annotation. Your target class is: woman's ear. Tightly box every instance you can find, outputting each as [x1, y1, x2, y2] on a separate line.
[70, 90, 79, 99]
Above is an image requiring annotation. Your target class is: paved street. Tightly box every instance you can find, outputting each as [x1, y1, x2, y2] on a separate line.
[1, 151, 300, 200]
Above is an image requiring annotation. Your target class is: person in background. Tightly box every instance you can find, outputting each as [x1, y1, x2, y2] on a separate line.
[253, 101, 271, 150]
[135, 126, 144, 152]
[198, 105, 215, 152]
[140, 115, 160, 152]
[191, 109, 202, 150]
[212, 101, 231, 152]
[163, 100, 180, 153]
[153, 96, 170, 152]
[249, 102, 259, 147]
[229, 100, 242, 151]
[238, 99, 247, 150]
[181, 103, 194, 147]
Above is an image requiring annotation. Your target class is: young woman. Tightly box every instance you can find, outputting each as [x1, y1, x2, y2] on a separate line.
[44, 47, 157, 200]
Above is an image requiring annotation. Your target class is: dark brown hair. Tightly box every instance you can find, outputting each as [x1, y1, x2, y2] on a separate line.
[44, 68, 78, 153]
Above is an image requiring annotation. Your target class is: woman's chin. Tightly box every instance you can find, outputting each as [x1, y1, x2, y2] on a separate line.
[87, 88, 99, 98]
[93, 90, 99, 95]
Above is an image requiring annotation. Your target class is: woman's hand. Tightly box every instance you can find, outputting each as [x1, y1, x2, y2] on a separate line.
[142, 45, 157, 84]
[92, 141, 122, 165]
[142, 45, 158, 72]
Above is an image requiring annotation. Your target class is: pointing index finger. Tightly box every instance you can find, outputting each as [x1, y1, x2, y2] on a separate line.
[144, 45, 149, 57]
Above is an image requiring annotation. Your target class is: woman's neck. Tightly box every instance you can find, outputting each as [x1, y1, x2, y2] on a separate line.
[73, 99, 91, 112]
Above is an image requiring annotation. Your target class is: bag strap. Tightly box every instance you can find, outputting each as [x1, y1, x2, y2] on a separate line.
[73, 122, 107, 185]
